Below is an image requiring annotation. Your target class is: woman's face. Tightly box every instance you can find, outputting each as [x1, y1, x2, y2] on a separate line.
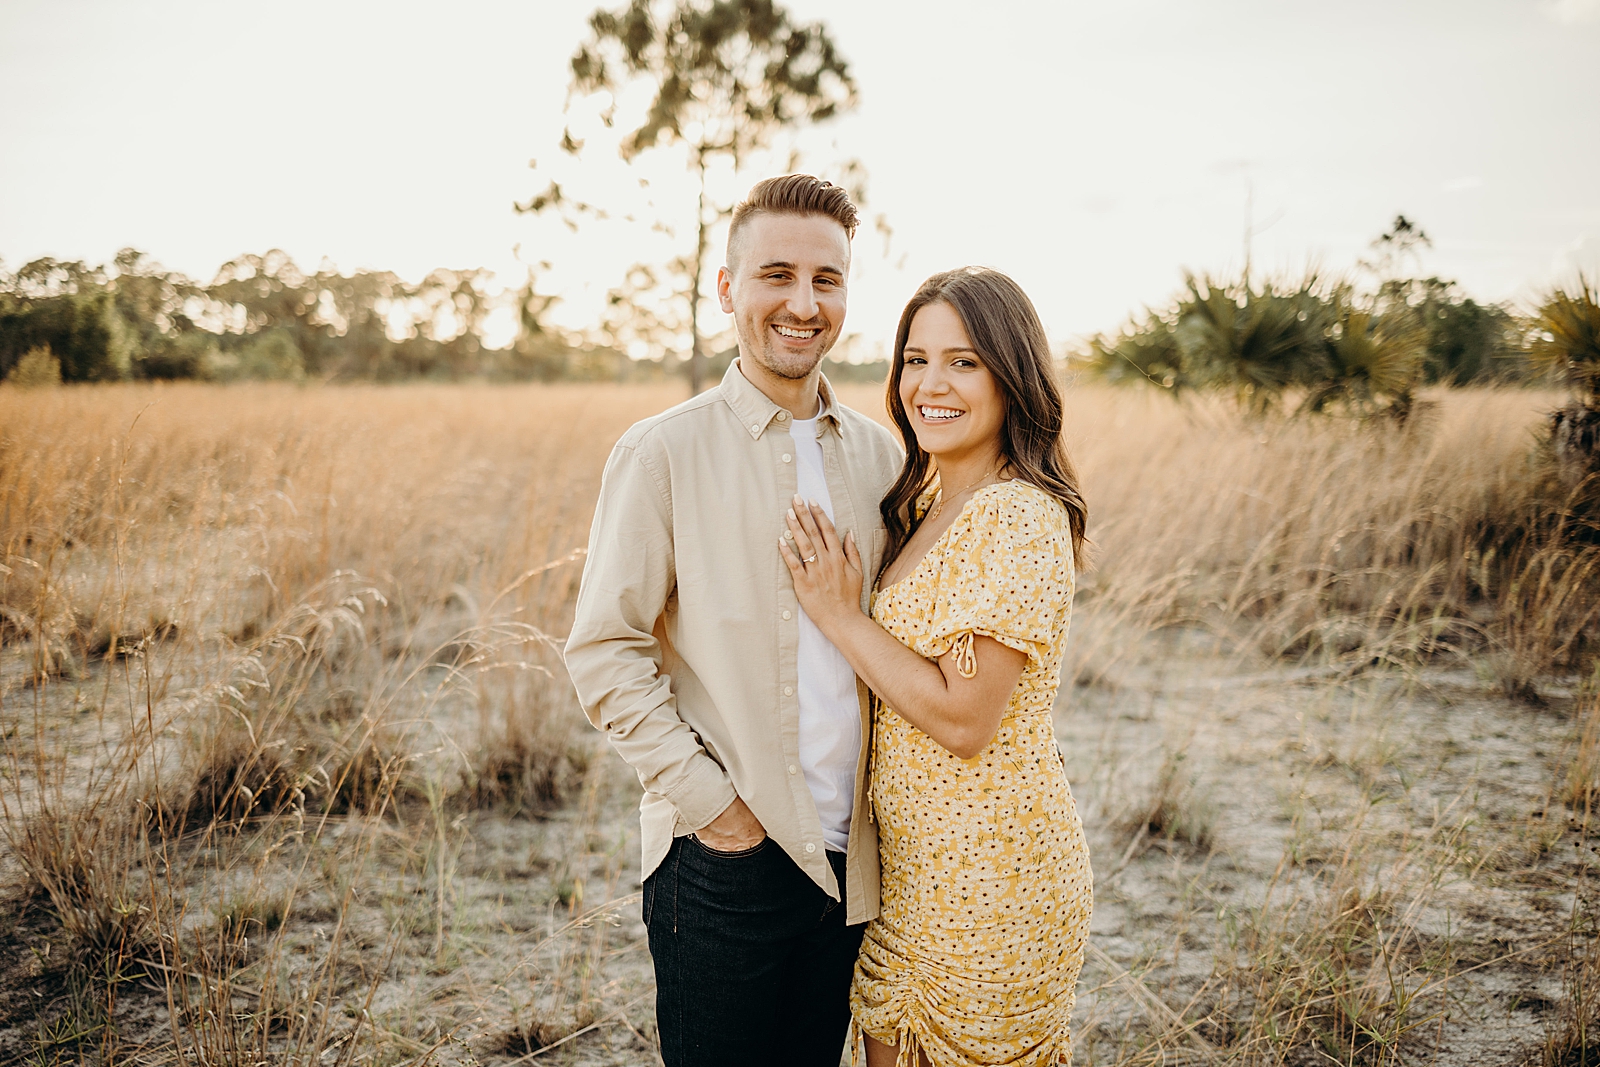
[898, 301, 1006, 465]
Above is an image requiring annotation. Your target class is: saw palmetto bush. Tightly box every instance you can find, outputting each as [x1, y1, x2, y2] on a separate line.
[1084, 272, 1428, 418]
[1533, 274, 1600, 485]
[1172, 274, 1317, 413]
[1302, 290, 1427, 418]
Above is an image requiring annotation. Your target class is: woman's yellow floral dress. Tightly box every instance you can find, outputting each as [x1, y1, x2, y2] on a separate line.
[850, 480, 1092, 1067]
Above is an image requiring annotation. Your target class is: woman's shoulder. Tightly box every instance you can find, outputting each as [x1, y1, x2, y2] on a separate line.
[957, 479, 1072, 547]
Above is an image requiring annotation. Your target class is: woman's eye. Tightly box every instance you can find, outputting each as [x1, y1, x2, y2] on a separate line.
[905, 356, 927, 365]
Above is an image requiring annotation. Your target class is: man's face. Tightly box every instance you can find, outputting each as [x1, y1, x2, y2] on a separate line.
[717, 213, 850, 381]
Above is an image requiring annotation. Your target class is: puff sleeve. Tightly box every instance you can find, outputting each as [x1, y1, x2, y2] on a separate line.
[923, 485, 1075, 678]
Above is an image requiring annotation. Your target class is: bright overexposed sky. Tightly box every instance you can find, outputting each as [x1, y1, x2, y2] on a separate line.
[2, 0, 1597, 354]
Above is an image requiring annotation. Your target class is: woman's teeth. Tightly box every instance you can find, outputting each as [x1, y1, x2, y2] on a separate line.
[920, 406, 963, 421]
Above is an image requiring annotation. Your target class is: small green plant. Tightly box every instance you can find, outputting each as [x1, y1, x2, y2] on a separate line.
[3, 344, 62, 387]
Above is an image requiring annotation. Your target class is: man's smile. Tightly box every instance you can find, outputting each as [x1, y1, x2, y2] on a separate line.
[772, 323, 822, 340]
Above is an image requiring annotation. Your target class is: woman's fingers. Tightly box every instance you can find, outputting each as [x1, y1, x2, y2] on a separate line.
[791, 496, 840, 558]
[785, 507, 817, 561]
[810, 502, 842, 554]
[778, 536, 804, 575]
[789, 496, 825, 550]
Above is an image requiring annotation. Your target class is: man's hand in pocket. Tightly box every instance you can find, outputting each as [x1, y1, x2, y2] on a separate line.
[696, 796, 767, 852]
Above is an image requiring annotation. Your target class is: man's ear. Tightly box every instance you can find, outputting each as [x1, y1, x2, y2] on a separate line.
[716, 266, 734, 313]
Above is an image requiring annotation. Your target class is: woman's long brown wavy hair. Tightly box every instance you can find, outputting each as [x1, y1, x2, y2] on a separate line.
[879, 267, 1088, 572]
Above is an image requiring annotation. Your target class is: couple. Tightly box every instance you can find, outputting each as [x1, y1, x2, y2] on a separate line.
[565, 174, 1092, 1067]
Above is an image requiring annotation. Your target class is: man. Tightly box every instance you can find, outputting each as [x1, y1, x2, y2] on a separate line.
[565, 174, 902, 1066]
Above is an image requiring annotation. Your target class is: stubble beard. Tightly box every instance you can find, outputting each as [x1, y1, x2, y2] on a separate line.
[739, 316, 835, 382]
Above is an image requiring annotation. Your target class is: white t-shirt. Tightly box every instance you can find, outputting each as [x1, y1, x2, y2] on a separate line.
[789, 415, 862, 852]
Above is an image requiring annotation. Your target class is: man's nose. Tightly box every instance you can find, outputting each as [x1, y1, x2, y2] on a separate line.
[785, 283, 820, 322]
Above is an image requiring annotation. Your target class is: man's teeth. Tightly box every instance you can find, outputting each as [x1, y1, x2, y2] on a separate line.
[920, 406, 964, 421]
[774, 325, 819, 339]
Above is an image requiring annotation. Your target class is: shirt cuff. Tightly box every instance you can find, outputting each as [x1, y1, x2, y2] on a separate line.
[665, 755, 739, 831]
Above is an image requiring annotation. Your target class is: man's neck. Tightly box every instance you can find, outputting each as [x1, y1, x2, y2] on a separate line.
[736, 357, 822, 420]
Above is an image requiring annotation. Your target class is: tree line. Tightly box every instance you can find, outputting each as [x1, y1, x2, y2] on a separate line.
[0, 248, 673, 386]
[0, 246, 896, 387]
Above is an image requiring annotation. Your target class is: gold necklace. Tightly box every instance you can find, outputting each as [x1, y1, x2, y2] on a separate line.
[928, 468, 1000, 522]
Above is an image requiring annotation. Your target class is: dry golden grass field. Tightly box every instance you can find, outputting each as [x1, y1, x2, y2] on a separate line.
[1, 380, 1596, 1066]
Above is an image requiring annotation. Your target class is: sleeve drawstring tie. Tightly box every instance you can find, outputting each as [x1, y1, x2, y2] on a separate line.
[950, 631, 978, 679]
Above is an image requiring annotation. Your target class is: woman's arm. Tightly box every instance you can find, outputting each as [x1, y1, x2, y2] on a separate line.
[780, 498, 1025, 760]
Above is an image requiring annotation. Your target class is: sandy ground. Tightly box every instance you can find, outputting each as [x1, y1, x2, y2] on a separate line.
[1, 632, 1592, 1066]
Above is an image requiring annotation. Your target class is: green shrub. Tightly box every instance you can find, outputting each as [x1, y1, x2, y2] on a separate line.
[2, 345, 61, 387]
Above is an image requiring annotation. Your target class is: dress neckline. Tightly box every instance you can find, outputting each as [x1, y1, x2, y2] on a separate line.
[875, 480, 1020, 599]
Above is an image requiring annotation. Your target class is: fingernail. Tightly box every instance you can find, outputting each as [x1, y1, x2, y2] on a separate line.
[809, 499, 819, 509]
[787, 508, 797, 521]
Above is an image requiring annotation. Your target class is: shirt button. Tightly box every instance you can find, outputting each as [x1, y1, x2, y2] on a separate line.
[781, 610, 792, 620]
[788, 764, 797, 775]
[782, 453, 792, 463]
[783, 685, 793, 697]
[776, 411, 789, 421]
[804, 843, 817, 854]
[751, 423, 761, 434]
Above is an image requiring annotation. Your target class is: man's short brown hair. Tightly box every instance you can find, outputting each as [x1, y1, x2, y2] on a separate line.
[727, 174, 859, 266]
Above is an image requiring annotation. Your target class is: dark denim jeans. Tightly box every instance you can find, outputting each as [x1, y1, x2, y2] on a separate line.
[644, 834, 863, 1067]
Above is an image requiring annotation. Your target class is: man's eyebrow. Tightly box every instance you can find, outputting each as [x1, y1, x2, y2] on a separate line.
[756, 260, 846, 276]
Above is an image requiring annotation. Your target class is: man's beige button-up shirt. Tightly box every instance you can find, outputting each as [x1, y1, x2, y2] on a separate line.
[565, 360, 902, 923]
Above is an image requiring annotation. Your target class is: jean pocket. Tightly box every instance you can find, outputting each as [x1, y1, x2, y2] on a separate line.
[688, 834, 770, 860]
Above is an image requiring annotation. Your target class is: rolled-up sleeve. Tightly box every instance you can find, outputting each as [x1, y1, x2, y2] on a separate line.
[563, 442, 737, 830]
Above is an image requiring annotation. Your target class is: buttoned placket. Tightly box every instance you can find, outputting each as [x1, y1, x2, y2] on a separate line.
[760, 405, 827, 874]
[816, 414, 873, 892]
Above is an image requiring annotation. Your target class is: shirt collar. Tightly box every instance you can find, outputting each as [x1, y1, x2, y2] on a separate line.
[720, 358, 844, 440]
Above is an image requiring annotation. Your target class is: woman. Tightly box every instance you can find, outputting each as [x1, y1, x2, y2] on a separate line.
[779, 267, 1092, 1067]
